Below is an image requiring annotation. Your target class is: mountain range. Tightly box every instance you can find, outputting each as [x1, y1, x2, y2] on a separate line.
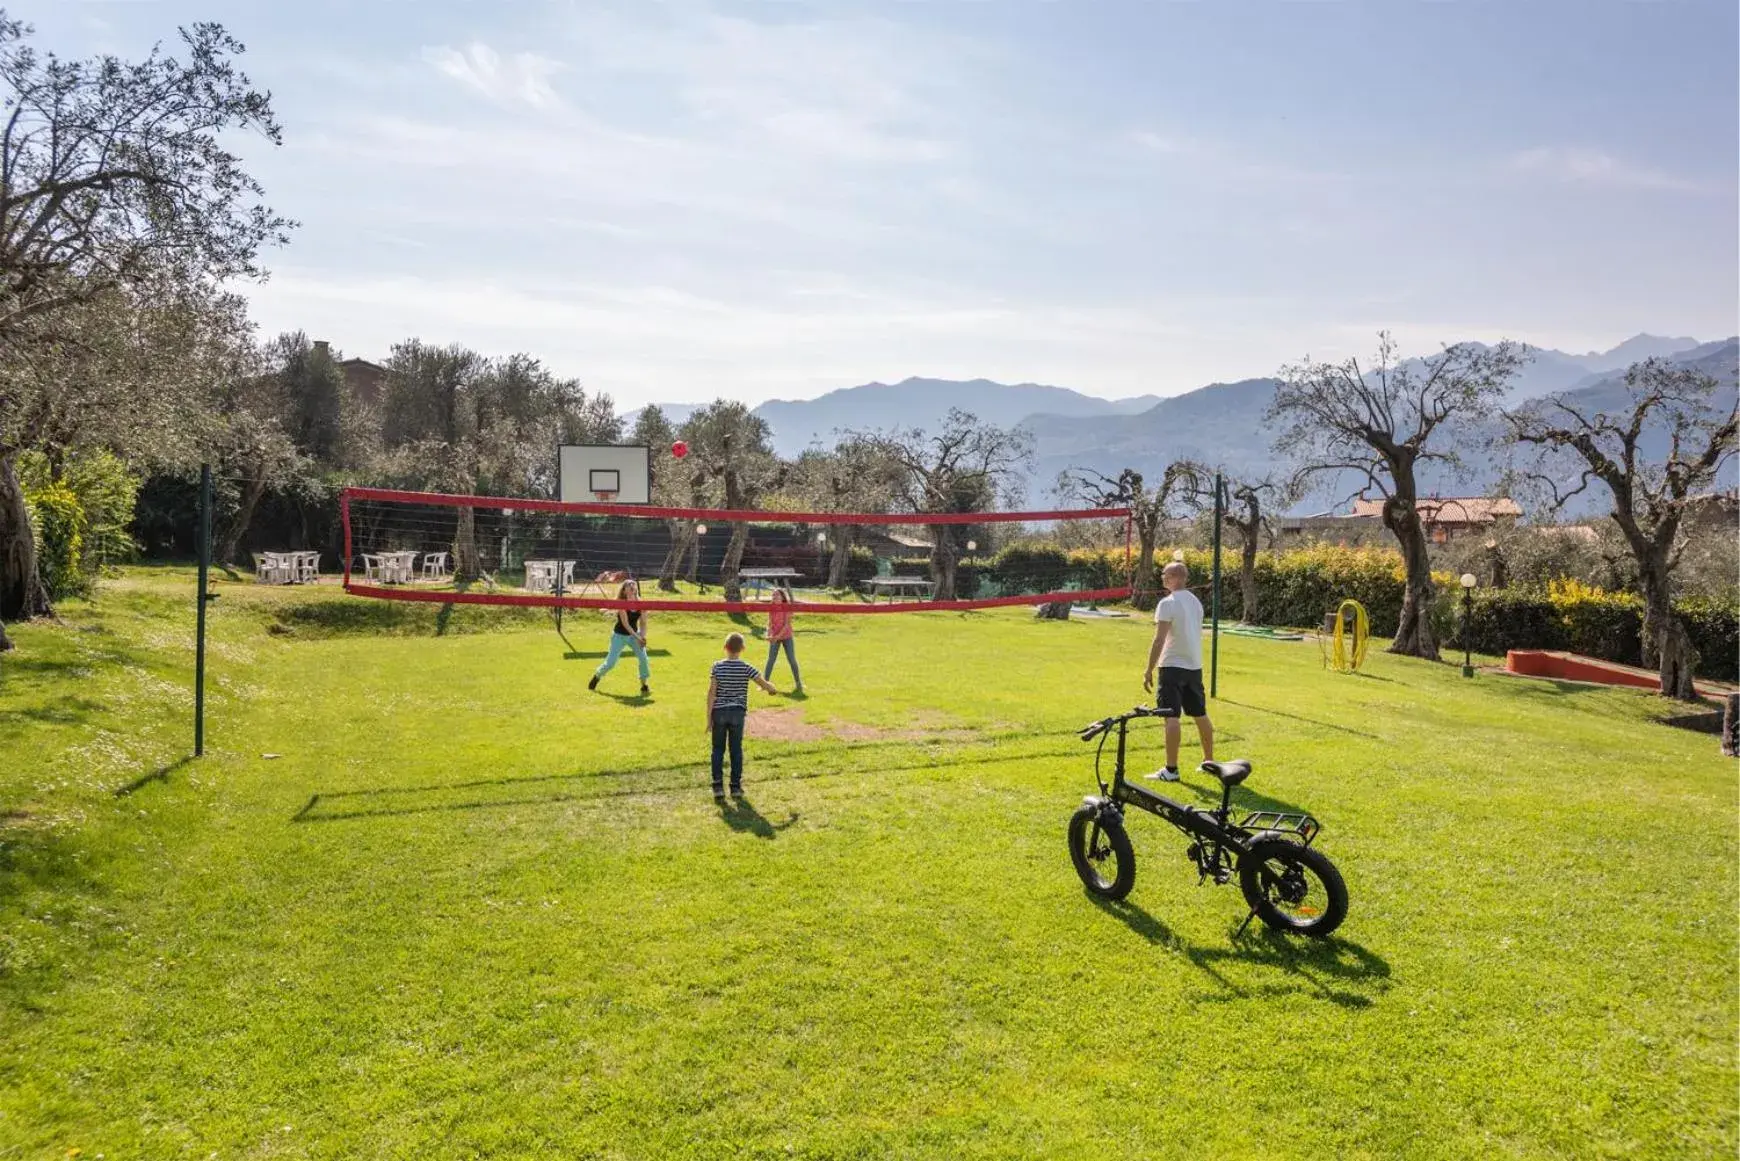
[623, 333, 1738, 511]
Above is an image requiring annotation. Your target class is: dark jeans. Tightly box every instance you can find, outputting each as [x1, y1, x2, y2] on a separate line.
[711, 706, 746, 791]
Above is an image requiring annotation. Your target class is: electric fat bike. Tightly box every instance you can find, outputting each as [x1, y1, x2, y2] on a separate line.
[1068, 705, 1348, 937]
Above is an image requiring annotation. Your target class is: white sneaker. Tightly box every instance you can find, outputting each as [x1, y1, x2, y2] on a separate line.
[1145, 767, 1180, 782]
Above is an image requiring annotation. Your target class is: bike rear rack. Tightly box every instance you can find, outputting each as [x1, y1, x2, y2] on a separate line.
[1237, 811, 1322, 846]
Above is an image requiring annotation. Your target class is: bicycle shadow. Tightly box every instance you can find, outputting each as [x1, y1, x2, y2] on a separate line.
[1088, 894, 1389, 1010]
[716, 795, 799, 839]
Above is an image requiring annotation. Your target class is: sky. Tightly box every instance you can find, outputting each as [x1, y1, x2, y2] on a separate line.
[20, 0, 1740, 409]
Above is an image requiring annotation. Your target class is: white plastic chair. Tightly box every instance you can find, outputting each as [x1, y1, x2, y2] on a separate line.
[423, 551, 451, 580]
[298, 552, 320, 584]
[361, 554, 381, 582]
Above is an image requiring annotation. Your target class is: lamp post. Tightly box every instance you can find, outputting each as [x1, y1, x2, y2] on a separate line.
[1459, 572, 1477, 678]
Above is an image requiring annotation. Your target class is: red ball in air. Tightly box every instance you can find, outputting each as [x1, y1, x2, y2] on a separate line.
[671, 441, 689, 459]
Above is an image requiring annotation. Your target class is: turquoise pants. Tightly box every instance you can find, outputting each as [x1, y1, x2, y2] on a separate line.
[596, 632, 650, 682]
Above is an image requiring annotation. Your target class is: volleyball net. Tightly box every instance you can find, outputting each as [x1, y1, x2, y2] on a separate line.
[339, 487, 1133, 614]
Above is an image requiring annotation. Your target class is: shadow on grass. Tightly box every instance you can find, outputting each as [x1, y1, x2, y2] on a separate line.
[564, 649, 674, 661]
[597, 689, 653, 706]
[716, 795, 800, 839]
[289, 731, 1080, 822]
[1089, 894, 1389, 1009]
[114, 755, 196, 798]
[12, 697, 109, 725]
[1218, 698, 1382, 741]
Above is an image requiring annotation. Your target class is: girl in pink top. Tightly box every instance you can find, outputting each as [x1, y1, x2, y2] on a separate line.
[764, 587, 803, 693]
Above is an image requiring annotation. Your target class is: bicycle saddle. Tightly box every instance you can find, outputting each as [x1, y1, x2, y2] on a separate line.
[1200, 760, 1251, 787]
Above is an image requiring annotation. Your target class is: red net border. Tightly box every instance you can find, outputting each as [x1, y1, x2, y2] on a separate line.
[339, 486, 1133, 613]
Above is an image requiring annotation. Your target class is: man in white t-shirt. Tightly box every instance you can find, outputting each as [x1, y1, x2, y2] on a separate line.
[1141, 561, 1214, 781]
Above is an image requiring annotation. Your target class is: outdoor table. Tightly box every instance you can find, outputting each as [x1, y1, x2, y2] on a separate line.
[861, 576, 935, 603]
[259, 551, 295, 584]
[738, 567, 802, 599]
[378, 550, 418, 584]
[524, 559, 577, 594]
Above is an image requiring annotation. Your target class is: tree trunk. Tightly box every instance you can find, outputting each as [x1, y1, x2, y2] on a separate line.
[1239, 529, 1259, 622]
[217, 468, 269, 566]
[453, 504, 480, 581]
[658, 520, 690, 592]
[1383, 497, 1438, 660]
[1131, 516, 1159, 611]
[929, 524, 958, 600]
[827, 532, 853, 589]
[0, 451, 50, 622]
[721, 522, 749, 601]
[0, 617, 12, 651]
[1642, 570, 1699, 700]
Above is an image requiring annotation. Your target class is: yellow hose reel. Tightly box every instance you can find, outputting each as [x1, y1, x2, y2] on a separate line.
[1323, 598, 1369, 673]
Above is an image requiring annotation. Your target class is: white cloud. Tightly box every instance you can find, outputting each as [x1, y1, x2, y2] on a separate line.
[244, 267, 1326, 407]
[555, 8, 975, 165]
[1507, 147, 1713, 194]
[421, 43, 565, 110]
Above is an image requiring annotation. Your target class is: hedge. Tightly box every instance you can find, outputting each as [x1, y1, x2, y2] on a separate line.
[25, 481, 88, 600]
[1056, 543, 1738, 681]
[1461, 582, 1738, 683]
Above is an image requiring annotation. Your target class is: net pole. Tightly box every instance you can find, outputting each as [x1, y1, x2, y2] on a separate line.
[340, 491, 352, 588]
[1124, 510, 1134, 595]
[195, 462, 212, 757]
[1210, 471, 1223, 699]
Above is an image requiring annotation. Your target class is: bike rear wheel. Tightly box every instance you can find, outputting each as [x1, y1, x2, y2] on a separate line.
[1238, 838, 1347, 937]
[1068, 804, 1135, 900]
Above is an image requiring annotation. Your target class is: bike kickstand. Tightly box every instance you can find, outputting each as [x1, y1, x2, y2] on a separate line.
[1235, 909, 1257, 939]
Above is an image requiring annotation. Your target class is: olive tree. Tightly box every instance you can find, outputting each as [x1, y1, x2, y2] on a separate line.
[0, 15, 289, 639]
[1269, 333, 1526, 659]
[1506, 358, 1738, 700]
[853, 410, 1033, 601]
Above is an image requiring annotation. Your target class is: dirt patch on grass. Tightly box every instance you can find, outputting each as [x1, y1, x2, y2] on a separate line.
[747, 707, 977, 744]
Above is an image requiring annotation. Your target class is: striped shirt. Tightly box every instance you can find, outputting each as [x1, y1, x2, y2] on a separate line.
[710, 658, 760, 709]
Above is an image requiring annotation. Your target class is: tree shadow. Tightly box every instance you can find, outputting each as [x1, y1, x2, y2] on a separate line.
[1087, 894, 1389, 1009]
[1218, 698, 1382, 740]
[716, 794, 800, 839]
[114, 755, 196, 798]
[14, 697, 108, 725]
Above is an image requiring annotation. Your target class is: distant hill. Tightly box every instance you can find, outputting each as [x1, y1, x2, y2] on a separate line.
[752, 377, 1157, 456]
[614, 334, 1731, 513]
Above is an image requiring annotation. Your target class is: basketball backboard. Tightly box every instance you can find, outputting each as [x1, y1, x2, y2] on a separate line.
[558, 445, 651, 503]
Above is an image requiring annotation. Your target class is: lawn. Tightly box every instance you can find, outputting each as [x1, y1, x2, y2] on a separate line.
[1, 568, 1735, 1160]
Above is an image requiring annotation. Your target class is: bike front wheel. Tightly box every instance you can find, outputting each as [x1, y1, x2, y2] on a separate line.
[1238, 838, 1348, 938]
[1068, 804, 1135, 900]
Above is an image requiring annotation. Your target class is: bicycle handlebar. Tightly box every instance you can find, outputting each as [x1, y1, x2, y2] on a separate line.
[1077, 705, 1160, 742]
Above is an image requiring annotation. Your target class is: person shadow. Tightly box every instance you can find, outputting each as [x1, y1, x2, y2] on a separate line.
[715, 794, 799, 839]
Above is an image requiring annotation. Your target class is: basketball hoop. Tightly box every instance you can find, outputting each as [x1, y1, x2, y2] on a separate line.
[595, 491, 617, 504]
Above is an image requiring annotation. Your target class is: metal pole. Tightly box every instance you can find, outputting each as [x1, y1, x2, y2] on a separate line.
[1210, 472, 1223, 698]
[1461, 588, 1475, 678]
[195, 462, 212, 756]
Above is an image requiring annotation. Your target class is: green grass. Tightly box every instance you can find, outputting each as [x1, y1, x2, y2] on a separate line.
[1, 567, 1735, 1159]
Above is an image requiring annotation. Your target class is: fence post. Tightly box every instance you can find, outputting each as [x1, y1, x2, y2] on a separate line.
[195, 462, 212, 757]
[1210, 472, 1223, 698]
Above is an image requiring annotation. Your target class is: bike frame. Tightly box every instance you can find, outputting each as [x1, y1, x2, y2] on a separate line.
[1084, 709, 1321, 884]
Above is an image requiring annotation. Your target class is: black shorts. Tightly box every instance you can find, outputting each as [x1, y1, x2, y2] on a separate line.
[1156, 666, 1206, 718]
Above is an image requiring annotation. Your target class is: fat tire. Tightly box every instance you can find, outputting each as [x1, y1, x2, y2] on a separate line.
[1238, 838, 1348, 938]
[1068, 805, 1135, 900]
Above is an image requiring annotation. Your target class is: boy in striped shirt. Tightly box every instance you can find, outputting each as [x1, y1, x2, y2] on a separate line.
[706, 632, 778, 799]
